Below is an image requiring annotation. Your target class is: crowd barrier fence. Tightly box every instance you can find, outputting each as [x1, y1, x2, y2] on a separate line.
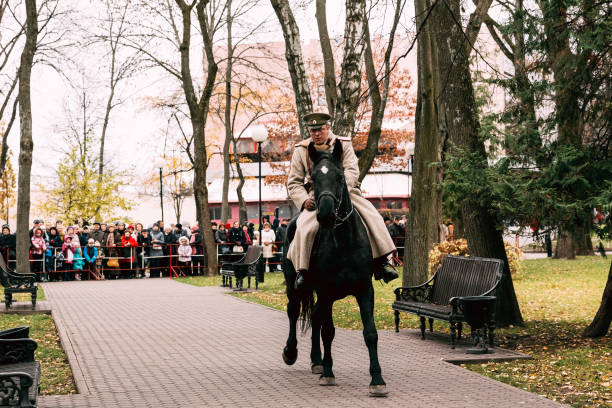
[1, 235, 405, 281]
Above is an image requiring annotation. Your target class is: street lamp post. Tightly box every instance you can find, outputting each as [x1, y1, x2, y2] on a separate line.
[154, 158, 165, 223]
[249, 125, 269, 236]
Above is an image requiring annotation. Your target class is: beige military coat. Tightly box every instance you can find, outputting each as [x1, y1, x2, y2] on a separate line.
[286, 134, 396, 271]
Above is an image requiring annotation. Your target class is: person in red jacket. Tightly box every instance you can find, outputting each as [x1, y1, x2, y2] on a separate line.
[120, 230, 138, 278]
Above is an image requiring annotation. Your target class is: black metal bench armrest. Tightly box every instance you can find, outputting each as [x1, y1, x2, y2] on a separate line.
[0, 370, 35, 407]
[7, 271, 36, 280]
[0, 370, 34, 388]
[394, 274, 436, 302]
[448, 297, 461, 314]
[5, 272, 36, 288]
[0, 339, 38, 364]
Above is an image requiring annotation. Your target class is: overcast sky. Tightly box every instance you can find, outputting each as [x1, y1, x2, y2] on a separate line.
[6, 0, 416, 191]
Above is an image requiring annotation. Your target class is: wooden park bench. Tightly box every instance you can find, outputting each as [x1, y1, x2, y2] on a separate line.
[220, 246, 263, 290]
[392, 255, 503, 347]
[0, 326, 41, 407]
[0, 255, 37, 309]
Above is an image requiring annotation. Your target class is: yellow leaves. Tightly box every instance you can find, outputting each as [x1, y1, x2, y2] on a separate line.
[428, 239, 522, 276]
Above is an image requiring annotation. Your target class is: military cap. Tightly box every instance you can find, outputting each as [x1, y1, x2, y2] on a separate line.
[303, 112, 331, 130]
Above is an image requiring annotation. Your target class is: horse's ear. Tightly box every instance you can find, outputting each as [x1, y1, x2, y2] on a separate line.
[332, 139, 343, 162]
[308, 142, 319, 162]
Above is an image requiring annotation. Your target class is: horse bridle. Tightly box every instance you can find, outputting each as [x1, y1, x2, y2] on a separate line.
[315, 177, 354, 229]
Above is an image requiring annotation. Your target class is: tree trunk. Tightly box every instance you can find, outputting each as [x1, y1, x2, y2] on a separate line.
[331, 0, 367, 138]
[0, 76, 18, 180]
[583, 261, 612, 337]
[434, 0, 523, 326]
[16, 0, 37, 275]
[357, 0, 401, 182]
[315, 0, 337, 115]
[554, 230, 576, 259]
[232, 140, 248, 224]
[220, 0, 233, 224]
[269, 0, 313, 140]
[402, 0, 440, 286]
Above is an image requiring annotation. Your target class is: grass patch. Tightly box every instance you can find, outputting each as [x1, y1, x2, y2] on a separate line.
[177, 257, 611, 407]
[0, 285, 46, 302]
[174, 275, 222, 287]
[464, 256, 611, 408]
[0, 314, 76, 395]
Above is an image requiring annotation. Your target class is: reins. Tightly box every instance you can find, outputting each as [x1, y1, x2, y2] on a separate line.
[314, 172, 354, 248]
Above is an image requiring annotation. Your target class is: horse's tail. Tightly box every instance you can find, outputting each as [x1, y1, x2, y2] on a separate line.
[299, 289, 315, 332]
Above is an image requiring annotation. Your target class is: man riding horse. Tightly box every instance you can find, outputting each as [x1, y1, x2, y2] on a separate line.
[287, 112, 399, 289]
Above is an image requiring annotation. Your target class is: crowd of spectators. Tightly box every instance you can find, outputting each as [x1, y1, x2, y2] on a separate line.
[0, 215, 290, 281]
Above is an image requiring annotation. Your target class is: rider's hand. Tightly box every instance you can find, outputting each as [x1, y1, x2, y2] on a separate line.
[304, 199, 315, 211]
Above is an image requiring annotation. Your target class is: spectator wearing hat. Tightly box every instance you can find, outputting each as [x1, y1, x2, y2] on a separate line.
[173, 223, 188, 239]
[104, 224, 119, 278]
[261, 222, 276, 272]
[30, 228, 47, 277]
[83, 238, 99, 280]
[149, 224, 164, 278]
[88, 222, 105, 244]
[137, 229, 151, 278]
[0, 225, 16, 266]
[177, 236, 192, 276]
[79, 225, 89, 247]
[120, 229, 138, 277]
[190, 226, 203, 275]
[46, 226, 62, 274]
[72, 239, 85, 277]
[163, 226, 176, 276]
[61, 236, 76, 281]
[29, 219, 42, 238]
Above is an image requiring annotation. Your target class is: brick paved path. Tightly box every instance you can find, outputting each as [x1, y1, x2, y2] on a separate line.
[39, 280, 564, 407]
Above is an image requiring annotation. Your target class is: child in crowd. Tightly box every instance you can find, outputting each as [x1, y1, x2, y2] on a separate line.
[177, 236, 192, 276]
[62, 236, 76, 281]
[83, 238, 99, 280]
[73, 240, 85, 278]
[30, 228, 47, 278]
[261, 222, 276, 273]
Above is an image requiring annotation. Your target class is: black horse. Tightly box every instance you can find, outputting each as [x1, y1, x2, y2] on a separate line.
[281, 140, 387, 397]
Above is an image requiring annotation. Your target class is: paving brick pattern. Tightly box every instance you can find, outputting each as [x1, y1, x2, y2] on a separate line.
[39, 280, 564, 407]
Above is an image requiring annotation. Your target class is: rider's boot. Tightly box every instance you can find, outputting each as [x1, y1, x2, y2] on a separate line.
[295, 269, 309, 290]
[373, 256, 399, 283]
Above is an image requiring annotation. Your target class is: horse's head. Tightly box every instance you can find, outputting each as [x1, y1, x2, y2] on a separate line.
[308, 139, 346, 229]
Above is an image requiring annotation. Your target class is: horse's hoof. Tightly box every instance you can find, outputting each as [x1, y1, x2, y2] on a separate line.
[319, 376, 336, 386]
[282, 348, 298, 365]
[368, 385, 388, 397]
[311, 364, 323, 374]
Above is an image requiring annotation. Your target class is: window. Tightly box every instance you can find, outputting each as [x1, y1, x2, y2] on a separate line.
[209, 207, 222, 220]
[235, 139, 254, 154]
[277, 204, 297, 219]
[247, 205, 259, 220]
[386, 201, 402, 210]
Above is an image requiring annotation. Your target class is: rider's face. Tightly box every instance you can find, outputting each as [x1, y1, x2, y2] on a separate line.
[309, 125, 329, 145]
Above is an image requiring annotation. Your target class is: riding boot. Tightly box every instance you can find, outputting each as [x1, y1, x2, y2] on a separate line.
[295, 269, 309, 290]
[373, 257, 399, 283]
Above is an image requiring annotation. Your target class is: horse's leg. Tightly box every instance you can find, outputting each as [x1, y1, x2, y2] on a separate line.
[318, 300, 336, 386]
[310, 300, 323, 374]
[356, 285, 388, 397]
[282, 288, 300, 365]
